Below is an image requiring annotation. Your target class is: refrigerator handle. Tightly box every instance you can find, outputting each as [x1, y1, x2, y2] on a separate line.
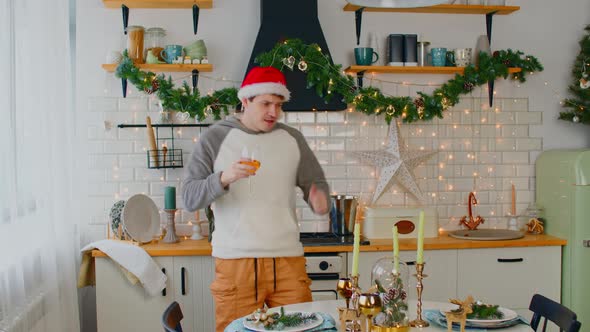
[497, 258, 524, 263]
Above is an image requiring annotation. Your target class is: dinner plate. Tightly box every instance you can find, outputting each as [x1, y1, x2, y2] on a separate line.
[439, 306, 518, 327]
[122, 194, 160, 243]
[243, 311, 323, 332]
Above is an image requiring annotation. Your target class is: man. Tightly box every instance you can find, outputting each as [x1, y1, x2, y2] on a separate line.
[182, 66, 330, 331]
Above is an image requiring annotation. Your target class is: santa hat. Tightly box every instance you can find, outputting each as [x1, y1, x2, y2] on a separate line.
[237, 66, 291, 102]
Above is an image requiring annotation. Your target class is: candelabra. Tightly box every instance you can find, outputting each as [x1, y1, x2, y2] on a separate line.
[163, 209, 179, 243]
[409, 263, 429, 328]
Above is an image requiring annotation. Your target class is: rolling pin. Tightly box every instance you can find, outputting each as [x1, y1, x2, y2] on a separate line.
[146, 116, 159, 167]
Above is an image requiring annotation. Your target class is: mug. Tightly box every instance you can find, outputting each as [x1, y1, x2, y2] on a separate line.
[445, 51, 456, 67]
[430, 47, 447, 67]
[161, 44, 183, 64]
[354, 47, 379, 66]
[454, 48, 473, 67]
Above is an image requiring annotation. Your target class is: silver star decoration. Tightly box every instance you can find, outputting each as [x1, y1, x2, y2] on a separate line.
[353, 120, 437, 204]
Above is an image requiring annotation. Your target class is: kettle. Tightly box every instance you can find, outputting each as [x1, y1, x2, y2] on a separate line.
[329, 195, 358, 235]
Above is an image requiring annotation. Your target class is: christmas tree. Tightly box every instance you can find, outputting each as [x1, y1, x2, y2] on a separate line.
[560, 24, 590, 124]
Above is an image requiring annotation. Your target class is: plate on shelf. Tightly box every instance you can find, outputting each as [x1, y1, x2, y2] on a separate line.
[243, 312, 323, 332]
[122, 194, 160, 243]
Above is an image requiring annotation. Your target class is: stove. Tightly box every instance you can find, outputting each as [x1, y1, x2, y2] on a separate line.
[299, 232, 370, 247]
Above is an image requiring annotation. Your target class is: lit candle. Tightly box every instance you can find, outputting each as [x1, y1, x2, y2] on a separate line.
[351, 222, 361, 277]
[164, 186, 176, 210]
[393, 225, 400, 273]
[511, 184, 516, 216]
[416, 211, 425, 264]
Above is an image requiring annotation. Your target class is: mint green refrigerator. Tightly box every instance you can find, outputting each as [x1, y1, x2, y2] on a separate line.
[536, 149, 590, 329]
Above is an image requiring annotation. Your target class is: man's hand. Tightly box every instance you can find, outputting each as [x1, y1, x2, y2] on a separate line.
[309, 183, 329, 215]
[220, 158, 256, 188]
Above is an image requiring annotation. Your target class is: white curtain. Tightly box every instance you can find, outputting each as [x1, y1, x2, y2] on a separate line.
[0, 0, 81, 331]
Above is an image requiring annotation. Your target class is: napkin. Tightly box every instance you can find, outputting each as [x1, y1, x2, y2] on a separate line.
[77, 239, 166, 296]
[224, 312, 336, 332]
[424, 309, 529, 331]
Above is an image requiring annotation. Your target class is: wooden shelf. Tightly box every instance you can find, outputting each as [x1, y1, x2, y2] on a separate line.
[102, 0, 212, 9]
[344, 65, 522, 74]
[101, 63, 213, 73]
[118, 123, 211, 128]
[343, 3, 519, 15]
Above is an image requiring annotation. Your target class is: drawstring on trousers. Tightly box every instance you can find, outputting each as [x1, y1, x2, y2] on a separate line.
[253, 258, 278, 301]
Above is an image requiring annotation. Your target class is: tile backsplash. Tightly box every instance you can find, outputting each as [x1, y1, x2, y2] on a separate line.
[86, 96, 540, 240]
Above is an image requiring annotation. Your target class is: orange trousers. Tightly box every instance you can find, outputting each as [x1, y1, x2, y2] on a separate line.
[210, 256, 312, 332]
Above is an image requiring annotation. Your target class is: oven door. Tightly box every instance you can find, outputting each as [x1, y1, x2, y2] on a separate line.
[309, 273, 339, 301]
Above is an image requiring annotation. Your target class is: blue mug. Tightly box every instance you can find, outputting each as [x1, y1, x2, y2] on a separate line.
[161, 45, 183, 64]
[430, 47, 447, 67]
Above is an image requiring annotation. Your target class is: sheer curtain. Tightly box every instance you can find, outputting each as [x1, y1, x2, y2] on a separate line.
[0, 0, 81, 331]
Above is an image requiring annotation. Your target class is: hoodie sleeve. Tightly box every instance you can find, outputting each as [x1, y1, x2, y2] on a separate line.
[181, 125, 231, 212]
[280, 124, 330, 213]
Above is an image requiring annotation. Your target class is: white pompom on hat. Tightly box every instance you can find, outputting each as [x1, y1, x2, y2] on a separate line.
[237, 66, 291, 102]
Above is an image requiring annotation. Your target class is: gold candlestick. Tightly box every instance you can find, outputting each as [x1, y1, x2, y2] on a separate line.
[337, 274, 366, 332]
[410, 263, 429, 328]
[163, 209, 179, 243]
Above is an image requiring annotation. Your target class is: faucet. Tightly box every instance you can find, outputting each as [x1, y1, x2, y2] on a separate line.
[460, 192, 485, 230]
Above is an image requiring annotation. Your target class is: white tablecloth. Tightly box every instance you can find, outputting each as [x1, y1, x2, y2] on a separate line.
[278, 299, 533, 331]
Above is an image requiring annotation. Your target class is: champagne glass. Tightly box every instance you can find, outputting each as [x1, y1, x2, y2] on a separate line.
[358, 293, 382, 330]
[336, 277, 354, 309]
[239, 146, 261, 194]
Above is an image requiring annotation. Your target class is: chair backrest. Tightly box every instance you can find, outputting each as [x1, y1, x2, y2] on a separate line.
[529, 294, 581, 332]
[162, 301, 184, 332]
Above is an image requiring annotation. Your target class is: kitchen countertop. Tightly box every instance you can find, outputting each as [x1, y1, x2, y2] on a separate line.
[92, 233, 566, 257]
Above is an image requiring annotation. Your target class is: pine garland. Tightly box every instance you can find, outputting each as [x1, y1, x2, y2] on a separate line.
[246, 307, 318, 331]
[560, 24, 590, 124]
[115, 39, 543, 123]
[466, 302, 504, 320]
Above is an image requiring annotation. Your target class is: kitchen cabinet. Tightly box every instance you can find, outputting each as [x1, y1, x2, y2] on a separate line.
[351, 245, 561, 317]
[457, 246, 561, 318]
[349, 250, 458, 303]
[95, 255, 216, 332]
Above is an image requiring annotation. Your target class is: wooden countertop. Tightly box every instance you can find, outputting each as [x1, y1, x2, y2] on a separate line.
[92, 233, 566, 257]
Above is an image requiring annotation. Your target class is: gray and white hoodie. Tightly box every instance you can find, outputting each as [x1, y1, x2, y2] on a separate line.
[182, 116, 329, 259]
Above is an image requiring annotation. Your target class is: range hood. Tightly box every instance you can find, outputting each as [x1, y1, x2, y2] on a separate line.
[244, 0, 347, 111]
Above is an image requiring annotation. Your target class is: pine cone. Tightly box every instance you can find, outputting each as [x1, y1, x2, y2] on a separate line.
[493, 51, 500, 58]
[463, 82, 475, 92]
[414, 97, 425, 108]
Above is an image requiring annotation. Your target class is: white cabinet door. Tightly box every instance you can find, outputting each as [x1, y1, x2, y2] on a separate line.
[457, 246, 561, 311]
[349, 250, 458, 303]
[174, 256, 216, 332]
[96, 256, 174, 332]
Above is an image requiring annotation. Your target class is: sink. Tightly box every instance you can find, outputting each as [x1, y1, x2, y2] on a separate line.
[448, 229, 524, 241]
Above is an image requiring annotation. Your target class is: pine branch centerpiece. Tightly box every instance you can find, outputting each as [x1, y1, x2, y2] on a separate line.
[373, 277, 409, 329]
[246, 307, 319, 330]
[466, 301, 504, 320]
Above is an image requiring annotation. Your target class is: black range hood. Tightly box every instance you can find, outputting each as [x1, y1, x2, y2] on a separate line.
[244, 0, 347, 112]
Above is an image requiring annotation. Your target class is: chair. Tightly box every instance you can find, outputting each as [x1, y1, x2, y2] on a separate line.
[162, 301, 184, 332]
[529, 294, 581, 332]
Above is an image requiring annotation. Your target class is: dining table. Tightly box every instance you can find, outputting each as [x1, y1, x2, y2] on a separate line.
[226, 299, 533, 332]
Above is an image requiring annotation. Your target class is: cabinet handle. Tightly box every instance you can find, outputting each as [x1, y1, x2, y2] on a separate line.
[181, 267, 186, 295]
[497, 258, 524, 263]
[161, 268, 166, 296]
[405, 261, 416, 266]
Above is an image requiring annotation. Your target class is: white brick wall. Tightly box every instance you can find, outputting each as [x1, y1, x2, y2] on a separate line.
[86, 97, 541, 240]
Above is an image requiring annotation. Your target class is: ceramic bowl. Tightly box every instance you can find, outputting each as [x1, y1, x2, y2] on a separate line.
[184, 39, 207, 59]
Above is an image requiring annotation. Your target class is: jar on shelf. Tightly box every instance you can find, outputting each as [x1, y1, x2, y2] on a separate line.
[371, 257, 410, 329]
[519, 203, 546, 234]
[145, 27, 166, 62]
[125, 25, 145, 64]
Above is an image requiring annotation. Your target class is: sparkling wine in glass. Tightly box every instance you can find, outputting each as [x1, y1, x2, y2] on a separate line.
[240, 146, 261, 194]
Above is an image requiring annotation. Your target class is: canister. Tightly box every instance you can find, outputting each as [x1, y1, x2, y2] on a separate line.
[145, 27, 166, 62]
[125, 25, 145, 64]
